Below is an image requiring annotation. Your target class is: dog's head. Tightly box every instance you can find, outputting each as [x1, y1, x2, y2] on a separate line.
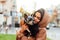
[24, 16, 34, 25]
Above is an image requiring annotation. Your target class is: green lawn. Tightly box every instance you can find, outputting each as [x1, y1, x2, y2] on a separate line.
[47, 38, 51, 40]
[0, 34, 51, 40]
[0, 34, 16, 40]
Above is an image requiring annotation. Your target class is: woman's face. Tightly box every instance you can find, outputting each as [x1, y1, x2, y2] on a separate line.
[33, 12, 41, 24]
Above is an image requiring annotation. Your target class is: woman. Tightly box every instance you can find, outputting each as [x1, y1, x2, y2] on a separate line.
[32, 8, 51, 40]
[16, 8, 51, 40]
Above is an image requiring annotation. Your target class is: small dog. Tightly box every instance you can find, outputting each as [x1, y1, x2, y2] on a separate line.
[24, 16, 39, 37]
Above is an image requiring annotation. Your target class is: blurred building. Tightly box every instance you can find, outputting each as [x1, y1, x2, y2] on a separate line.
[0, 0, 6, 27]
[47, 6, 58, 27]
[47, 5, 60, 27]
[0, 0, 17, 27]
[56, 5, 60, 27]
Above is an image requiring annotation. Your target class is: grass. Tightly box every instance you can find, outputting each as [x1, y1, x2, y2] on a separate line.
[0, 34, 51, 40]
[47, 38, 51, 40]
[0, 34, 16, 40]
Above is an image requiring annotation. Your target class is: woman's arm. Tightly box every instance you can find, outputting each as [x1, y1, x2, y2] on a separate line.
[16, 19, 28, 38]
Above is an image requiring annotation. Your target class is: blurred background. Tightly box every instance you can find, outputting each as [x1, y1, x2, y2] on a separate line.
[0, 0, 60, 40]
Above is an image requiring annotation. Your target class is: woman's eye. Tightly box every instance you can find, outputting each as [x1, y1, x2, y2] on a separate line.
[37, 17, 40, 20]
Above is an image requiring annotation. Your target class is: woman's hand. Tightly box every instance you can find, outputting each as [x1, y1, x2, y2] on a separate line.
[16, 29, 24, 38]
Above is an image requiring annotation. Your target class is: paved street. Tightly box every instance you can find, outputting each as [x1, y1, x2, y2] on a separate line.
[47, 27, 60, 40]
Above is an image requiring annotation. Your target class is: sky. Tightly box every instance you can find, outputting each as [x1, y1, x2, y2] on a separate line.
[16, 0, 60, 13]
